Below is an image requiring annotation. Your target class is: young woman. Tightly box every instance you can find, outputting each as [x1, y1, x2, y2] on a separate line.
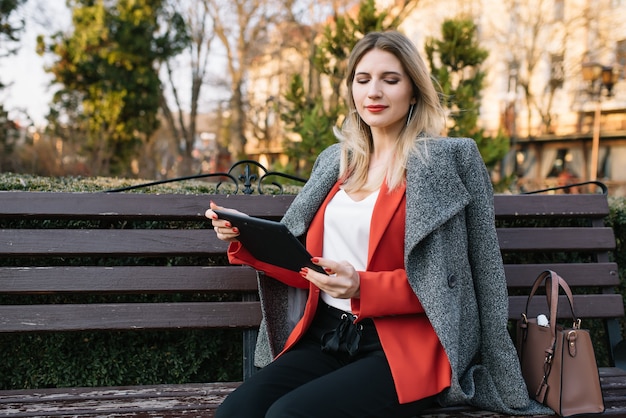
[207, 31, 552, 418]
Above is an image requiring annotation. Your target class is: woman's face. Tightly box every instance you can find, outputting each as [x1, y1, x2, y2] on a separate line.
[352, 48, 415, 136]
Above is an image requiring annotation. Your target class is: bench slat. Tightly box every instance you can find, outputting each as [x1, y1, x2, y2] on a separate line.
[0, 381, 228, 417]
[0, 192, 610, 220]
[504, 263, 620, 287]
[0, 264, 618, 293]
[0, 191, 296, 220]
[0, 266, 258, 293]
[494, 194, 609, 218]
[3, 228, 616, 256]
[0, 230, 225, 257]
[1, 368, 625, 417]
[497, 227, 616, 251]
[0, 383, 236, 418]
[0, 382, 241, 403]
[3, 297, 620, 332]
[0, 302, 262, 332]
[508, 294, 625, 320]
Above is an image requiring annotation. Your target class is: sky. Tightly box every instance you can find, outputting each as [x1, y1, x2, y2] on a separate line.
[0, 1, 70, 127]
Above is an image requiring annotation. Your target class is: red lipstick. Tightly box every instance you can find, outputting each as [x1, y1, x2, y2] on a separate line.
[365, 105, 387, 113]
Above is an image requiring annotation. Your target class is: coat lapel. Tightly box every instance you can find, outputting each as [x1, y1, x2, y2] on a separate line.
[282, 145, 341, 238]
[404, 142, 470, 253]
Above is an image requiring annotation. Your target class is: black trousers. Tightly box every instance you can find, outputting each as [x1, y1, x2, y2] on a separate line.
[215, 301, 436, 418]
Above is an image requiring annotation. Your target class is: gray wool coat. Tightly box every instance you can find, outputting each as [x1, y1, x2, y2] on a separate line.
[252, 136, 553, 415]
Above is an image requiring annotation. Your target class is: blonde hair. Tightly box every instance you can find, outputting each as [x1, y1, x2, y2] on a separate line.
[336, 31, 445, 192]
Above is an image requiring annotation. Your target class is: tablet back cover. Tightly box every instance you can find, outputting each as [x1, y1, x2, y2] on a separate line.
[213, 210, 325, 274]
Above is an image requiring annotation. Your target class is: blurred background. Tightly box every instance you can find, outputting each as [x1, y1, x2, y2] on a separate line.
[1, 0, 625, 195]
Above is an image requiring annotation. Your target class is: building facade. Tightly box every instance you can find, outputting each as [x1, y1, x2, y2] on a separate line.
[404, 0, 626, 194]
[243, 0, 626, 194]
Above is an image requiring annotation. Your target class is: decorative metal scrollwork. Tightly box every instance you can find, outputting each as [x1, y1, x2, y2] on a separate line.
[105, 160, 308, 194]
[216, 159, 307, 194]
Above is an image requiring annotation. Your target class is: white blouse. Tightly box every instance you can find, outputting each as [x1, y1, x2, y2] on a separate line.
[320, 188, 379, 312]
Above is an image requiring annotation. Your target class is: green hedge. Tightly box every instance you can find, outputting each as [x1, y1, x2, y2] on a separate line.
[0, 330, 242, 389]
[608, 196, 626, 350]
[0, 173, 625, 389]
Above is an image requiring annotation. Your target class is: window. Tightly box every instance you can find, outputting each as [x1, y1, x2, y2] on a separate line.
[550, 54, 564, 89]
[554, 0, 565, 21]
[547, 148, 579, 179]
[617, 39, 626, 80]
[507, 60, 519, 93]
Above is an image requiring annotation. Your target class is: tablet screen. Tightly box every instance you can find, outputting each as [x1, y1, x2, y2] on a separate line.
[212, 209, 326, 275]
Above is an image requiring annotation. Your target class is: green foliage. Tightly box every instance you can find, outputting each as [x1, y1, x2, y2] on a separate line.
[40, 0, 189, 177]
[0, 172, 221, 193]
[0, 330, 241, 389]
[279, 75, 339, 177]
[0, 169, 304, 195]
[0, 0, 26, 62]
[0, 0, 27, 163]
[0, 104, 20, 172]
[608, 196, 626, 335]
[472, 128, 511, 174]
[427, 19, 489, 72]
[425, 19, 510, 184]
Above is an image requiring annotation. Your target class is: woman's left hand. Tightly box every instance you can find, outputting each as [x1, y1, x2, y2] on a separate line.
[301, 257, 360, 299]
[205, 202, 242, 242]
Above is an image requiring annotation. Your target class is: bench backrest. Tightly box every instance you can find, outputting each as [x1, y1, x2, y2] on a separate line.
[495, 193, 623, 366]
[0, 192, 295, 379]
[0, 190, 622, 370]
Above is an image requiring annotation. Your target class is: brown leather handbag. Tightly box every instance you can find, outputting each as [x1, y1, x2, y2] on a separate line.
[516, 270, 605, 417]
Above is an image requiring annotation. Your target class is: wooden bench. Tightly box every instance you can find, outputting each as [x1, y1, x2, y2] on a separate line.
[0, 176, 625, 416]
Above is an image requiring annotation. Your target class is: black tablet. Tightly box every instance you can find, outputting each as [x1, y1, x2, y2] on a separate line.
[212, 209, 326, 275]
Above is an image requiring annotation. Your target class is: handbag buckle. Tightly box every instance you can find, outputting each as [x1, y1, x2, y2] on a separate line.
[567, 330, 578, 357]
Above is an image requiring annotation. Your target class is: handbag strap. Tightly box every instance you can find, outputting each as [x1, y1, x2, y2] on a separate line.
[524, 270, 578, 322]
[523, 270, 581, 347]
[545, 273, 577, 321]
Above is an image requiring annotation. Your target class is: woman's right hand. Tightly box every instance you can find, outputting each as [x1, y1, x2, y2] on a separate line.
[205, 201, 242, 242]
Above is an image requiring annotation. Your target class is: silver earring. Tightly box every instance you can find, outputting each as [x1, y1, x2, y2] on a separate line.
[406, 104, 415, 127]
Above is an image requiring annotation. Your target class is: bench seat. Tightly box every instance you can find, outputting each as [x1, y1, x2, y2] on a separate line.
[2, 368, 626, 417]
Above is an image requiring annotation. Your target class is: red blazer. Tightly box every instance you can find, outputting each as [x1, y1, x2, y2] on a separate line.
[229, 181, 451, 403]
